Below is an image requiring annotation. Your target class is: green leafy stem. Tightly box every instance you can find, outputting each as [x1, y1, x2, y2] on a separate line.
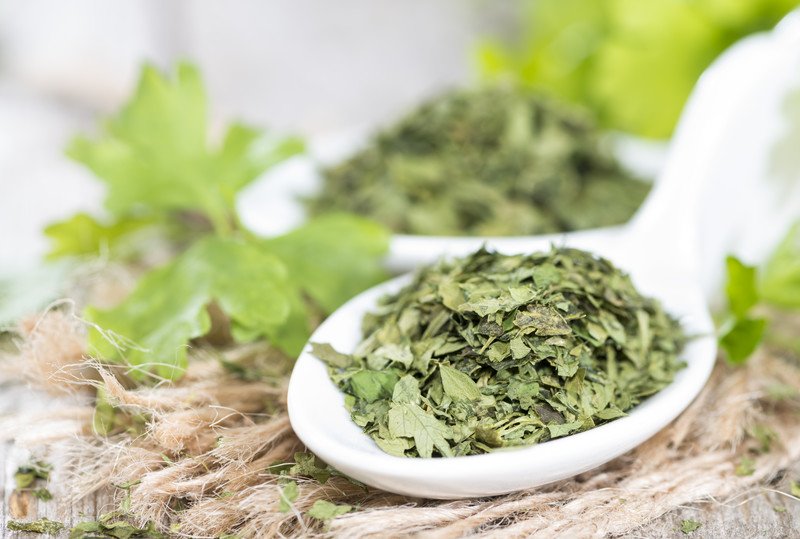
[48, 63, 389, 381]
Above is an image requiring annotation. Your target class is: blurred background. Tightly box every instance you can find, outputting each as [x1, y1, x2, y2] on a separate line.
[0, 0, 513, 271]
[1, 0, 799, 281]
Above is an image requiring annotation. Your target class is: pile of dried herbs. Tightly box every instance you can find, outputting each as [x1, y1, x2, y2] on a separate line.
[307, 87, 650, 236]
[313, 247, 686, 457]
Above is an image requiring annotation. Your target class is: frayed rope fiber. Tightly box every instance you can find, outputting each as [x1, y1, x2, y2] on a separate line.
[4, 309, 800, 538]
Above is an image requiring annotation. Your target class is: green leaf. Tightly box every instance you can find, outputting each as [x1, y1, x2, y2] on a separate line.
[439, 364, 481, 401]
[761, 222, 800, 309]
[310, 343, 353, 369]
[8, 518, 64, 534]
[320, 247, 686, 457]
[307, 500, 352, 521]
[724, 256, 760, 318]
[735, 456, 756, 476]
[278, 481, 299, 513]
[69, 513, 165, 539]
[85, 237, 294, 380]
[261, 214, 389, 313]
[14, 461, 51, 490]
[32, 487, 53, 501]
[289, 453, 332, 484]
[719, 316, 767, 365]
[680, 519, 701, 534]
[44, 213, 155, 260]
[387, 402, 453, 458]
[475, 0, 798, 138]
[790, 480, 800, 498]
[591, 0, 723, 138]
[349, 371, 398, 403]
[392, 375, 421, 404]
[0, 262, 74, 327]
[68, 62, 303, 234]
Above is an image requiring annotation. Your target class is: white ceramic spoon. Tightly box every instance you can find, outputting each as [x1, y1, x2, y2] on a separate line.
[286, 16, 799, 499]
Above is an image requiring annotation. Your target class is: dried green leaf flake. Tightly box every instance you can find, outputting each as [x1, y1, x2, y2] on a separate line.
[790, 480, 800, 498]
[8, 518, 64, 534]
[310, 343, 353, 369]
[388, 402, 454, 458]
[14, 460, 51, 490]
[69, 512, 164, 539]
[308, 88, 649, 236]
[680, 519, 701, 534]
[313, 247, 685, 457]
[439, 365, 482, 402]
[735, 456, 756, 477]
[278, 481, 299, 513]
[288, 453, 332, 484]
[307, 500, 353, 521]
[32, 487, 53, 501]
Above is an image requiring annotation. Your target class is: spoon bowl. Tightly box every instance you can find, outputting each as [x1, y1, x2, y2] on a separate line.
[287, 241, 716, 498]
[287, 10, 800, 499]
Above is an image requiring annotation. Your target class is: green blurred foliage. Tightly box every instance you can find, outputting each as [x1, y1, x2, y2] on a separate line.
[477, 0, 800, 139]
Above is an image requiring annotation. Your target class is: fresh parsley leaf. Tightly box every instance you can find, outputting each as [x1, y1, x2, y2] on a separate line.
[307, 500, 352, 521]
[261, 214, 389, 312]
[85, 237, 295, 380]
[761, 221, 800, 309]
[719, 316, 767, 365]
[66, 62, 303, 236]
[44, 213, 156, 260]
[725, 256, 760, 318]
[56, 63, 389, 383]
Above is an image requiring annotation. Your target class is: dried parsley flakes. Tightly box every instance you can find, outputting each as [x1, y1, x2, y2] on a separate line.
[307, 87, 649, 236]
[313, 247, 686, 457]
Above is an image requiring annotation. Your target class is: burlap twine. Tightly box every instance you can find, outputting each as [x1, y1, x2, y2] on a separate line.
[2, 307, 799, 538]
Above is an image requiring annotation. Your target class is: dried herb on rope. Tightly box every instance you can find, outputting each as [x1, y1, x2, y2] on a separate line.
[313, 247, 686, 457]
[307, 87, 649, 236]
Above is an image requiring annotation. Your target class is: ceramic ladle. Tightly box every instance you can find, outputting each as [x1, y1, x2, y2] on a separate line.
[286, 14, 800, 499]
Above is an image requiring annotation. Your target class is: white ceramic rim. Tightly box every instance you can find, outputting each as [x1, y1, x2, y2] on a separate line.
[288, 266, 717, 499]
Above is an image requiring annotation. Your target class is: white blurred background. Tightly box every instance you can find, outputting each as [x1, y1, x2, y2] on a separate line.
[0, 0, 512, 271]
[1, 1, 799, 300]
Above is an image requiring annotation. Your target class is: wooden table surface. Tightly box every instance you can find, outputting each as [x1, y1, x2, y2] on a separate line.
[2, 386, 799, 538]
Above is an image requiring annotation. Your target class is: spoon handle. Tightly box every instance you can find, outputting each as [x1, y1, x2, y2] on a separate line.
[628, 11, 800, 276]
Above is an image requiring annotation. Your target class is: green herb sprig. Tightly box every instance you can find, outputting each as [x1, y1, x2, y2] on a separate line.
[313, 247, 686, 457]
[719, 222, 800, 364]
[477, 0, 799, 139]
[50, 63, 389, 381]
